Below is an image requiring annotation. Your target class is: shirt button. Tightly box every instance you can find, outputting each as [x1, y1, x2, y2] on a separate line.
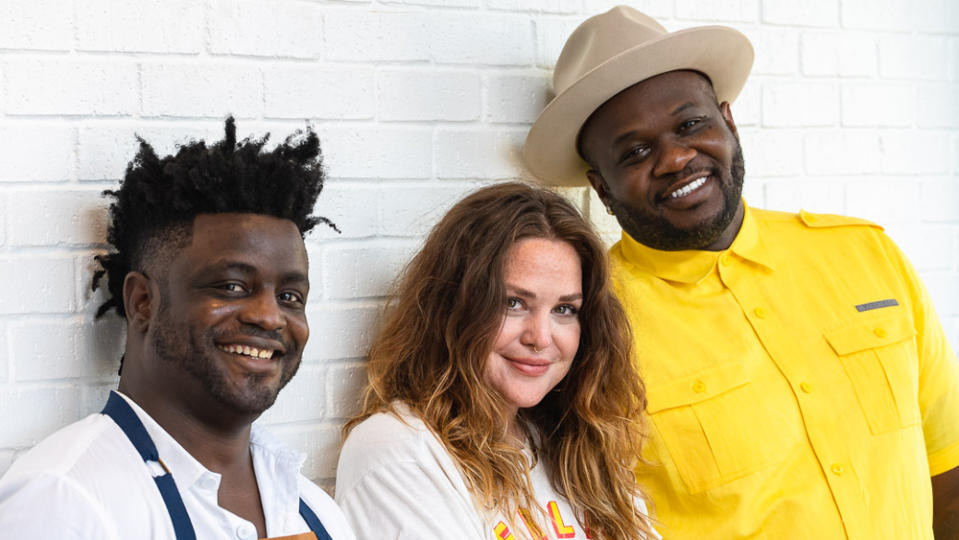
[720, 254, 731, 266]
[753, 307, 767, 319]
[236, 525, 256, 540]
[692, 381, 706, 393]
[800, 382, 813, 393]
[874, 327, 887, 338]
[831, 463, 844, 475]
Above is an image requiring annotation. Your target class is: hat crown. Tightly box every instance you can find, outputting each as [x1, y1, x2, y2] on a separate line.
[554, 6, 668, 94]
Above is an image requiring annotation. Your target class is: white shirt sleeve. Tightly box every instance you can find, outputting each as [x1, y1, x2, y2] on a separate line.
[335, 412, 486, 540]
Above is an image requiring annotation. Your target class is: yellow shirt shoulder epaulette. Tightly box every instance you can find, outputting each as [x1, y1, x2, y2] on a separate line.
[798, 210, 884, 230]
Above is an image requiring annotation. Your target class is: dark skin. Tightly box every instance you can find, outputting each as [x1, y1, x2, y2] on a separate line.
[579, 70, 959, 533]
[934, 466, 959, 539]
[580, 70, 744, 252]
[119, 213, 310, 538]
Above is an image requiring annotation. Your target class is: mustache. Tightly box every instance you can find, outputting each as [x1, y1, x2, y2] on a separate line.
[211, 324, 293, 354]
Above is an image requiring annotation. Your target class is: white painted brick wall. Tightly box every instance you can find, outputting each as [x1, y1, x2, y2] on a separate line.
[879, 36, 950, 81]
[486, 73, 551, 124]
[879, 130, 950, 175]
[434, 127, 528, 178]
[801, 32, 875, 78]
[264, 66, 376, 120]
[0, 1, 74, 51]
[324, 11, 431, 62]
[841, 83, 913, 127]
[208, 0, 324, 59]
[1, 1, 956, 493]
[676, 0, 758, 23]
[6, 59, 139, 116]
[429, 13, 535, 65]
[377, 69, 481, 122]
[77, 0, 206, 54]
[141, 63, 263, 118]
[761, 0, 837, 28]
[0, 126, 75, 182]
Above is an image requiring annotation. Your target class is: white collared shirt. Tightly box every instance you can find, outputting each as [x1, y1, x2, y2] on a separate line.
[0, 391, 355, 540]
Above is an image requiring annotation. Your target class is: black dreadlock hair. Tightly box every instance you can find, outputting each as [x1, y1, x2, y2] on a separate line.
[92, 117, 337, 319]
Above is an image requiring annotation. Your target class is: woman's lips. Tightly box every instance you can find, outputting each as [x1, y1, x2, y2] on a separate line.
[506, 357, 550, 376]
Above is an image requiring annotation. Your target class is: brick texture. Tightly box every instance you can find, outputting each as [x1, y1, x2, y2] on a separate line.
[0, 0, 956, 490]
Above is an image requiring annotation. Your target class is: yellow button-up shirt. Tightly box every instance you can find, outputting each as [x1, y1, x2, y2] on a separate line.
[611, 204, 959, 539]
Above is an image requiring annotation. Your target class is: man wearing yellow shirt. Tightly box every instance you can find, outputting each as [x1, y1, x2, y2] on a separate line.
[524, 6, 959, 539]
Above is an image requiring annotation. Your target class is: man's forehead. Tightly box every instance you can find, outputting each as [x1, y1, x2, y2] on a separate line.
[578, 70, 717, 151]
[599, 70, 714, 116]
[177, 213, 307, 269]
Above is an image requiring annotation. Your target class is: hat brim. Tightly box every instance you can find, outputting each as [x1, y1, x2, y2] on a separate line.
[524, 25, 754, 186]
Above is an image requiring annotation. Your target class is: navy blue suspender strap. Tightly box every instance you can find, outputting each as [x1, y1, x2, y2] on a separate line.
[299, 499, 333, 540]
[101, 392, 334, 540]
[101, 391, 197, 540]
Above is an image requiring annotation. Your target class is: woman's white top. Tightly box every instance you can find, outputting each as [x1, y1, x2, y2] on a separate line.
[335, 405, 654, 540]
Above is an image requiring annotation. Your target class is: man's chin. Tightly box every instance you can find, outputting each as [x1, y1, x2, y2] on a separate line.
[620, 215, 726, 251]
[215, 389, 281, 416]
[202, 373, 288, 416]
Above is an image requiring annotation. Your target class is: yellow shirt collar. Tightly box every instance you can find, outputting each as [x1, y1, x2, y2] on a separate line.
[618, 202, 775, 284]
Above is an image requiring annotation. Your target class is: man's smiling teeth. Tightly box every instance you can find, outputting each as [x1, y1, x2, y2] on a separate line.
[669, 176, 708, 199]
[218, 344, 275, 359]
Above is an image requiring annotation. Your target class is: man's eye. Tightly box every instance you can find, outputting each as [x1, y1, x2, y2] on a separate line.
[620, 145, 649, 163]
[279, 291, 304, 304]
[219, 283, 246, 293]
[679, 117, 703, 131]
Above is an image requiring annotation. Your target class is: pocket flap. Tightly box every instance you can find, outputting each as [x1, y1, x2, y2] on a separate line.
[646, 362, 749, 414]
[824, 312, 916, 356]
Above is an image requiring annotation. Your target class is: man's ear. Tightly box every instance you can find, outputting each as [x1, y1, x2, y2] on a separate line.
[586, 169, 612, 209]
[719, 101, 739, 138]
[123, 272, 154, 333]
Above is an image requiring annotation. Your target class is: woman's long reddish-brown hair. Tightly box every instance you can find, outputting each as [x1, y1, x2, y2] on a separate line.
[344, 182, 653, 538]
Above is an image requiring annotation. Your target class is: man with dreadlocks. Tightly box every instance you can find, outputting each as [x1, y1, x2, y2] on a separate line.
[0, 118, 356, 540]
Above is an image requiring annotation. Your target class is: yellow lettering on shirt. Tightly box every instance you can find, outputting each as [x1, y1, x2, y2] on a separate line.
[548, 501, 575, 538]
[494, 521, 515, 540]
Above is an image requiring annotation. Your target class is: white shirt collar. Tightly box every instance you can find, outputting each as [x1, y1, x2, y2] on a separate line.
[111, 390, 305, 531]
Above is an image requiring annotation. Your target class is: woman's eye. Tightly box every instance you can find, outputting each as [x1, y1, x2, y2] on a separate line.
[506, 297, 522, 310]
[554, 304, 579, 316]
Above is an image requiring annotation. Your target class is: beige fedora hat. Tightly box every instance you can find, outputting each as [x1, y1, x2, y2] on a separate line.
[524, 6, 754, 186]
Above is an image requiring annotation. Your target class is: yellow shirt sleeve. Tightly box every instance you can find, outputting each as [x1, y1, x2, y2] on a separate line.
[878, 234, 959, 475]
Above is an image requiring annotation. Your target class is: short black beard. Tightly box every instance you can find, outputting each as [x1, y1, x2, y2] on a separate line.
[611, 141, 745, 251]
[152, 293, 299, 417]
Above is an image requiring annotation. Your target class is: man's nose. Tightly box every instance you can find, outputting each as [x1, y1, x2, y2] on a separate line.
[652, 139, 696, 177]
[238, 291, 286, 332]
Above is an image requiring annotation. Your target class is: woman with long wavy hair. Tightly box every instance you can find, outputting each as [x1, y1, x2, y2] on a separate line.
[335, 182, 656, 539]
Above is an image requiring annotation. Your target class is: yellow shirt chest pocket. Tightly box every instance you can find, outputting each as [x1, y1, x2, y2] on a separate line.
[824, 311, 921, 435]
[646, 362, 798, 494]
